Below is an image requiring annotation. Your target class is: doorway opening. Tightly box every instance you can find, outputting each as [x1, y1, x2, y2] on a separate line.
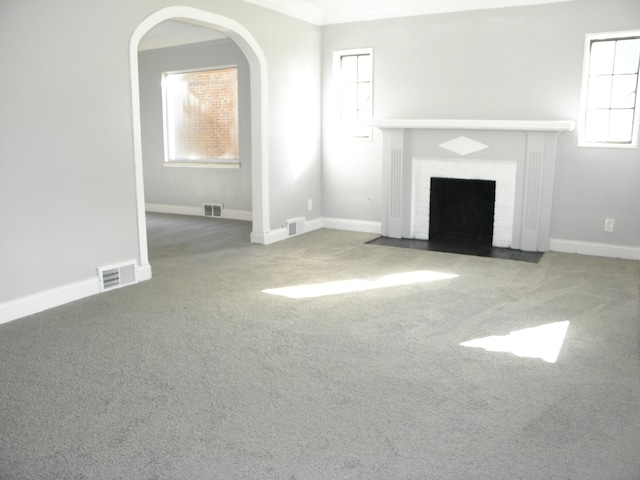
[130, 6, 269, 275]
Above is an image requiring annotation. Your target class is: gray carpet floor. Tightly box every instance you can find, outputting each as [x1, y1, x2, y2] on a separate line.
[1, 213, 639, 479]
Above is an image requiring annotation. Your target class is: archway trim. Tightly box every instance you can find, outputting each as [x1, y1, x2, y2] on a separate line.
[129, 6, 270, 272]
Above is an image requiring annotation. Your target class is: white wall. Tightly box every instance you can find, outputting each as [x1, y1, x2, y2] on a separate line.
[0, 0, 322, 315]
[321, 0, 640, 252]
[1, 0, 637, 321]
[139, 38, 252, 217]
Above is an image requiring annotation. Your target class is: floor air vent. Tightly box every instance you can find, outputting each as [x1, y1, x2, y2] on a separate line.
[203, 203, 223, 218]
[98, 261, 137, 292]
[286, 217, 305, 236]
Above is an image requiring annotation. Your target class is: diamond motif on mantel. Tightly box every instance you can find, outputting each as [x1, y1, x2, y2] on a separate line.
[439, 136, 489, 156]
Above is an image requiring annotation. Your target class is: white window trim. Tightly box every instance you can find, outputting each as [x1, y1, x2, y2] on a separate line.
[161, 64, 240, 165]
[333, 47, 373, 141]
[162, 160, 240, 169]
[578, 30, 640, 149]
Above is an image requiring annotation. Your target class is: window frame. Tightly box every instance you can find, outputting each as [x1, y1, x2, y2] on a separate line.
[578, 30, 640, 149]
[161, 64, 241, 168]
[333, 47, 374, 141]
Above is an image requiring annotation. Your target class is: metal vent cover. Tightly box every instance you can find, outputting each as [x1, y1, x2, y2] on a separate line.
[203, 203, 223, 218]
[286, 217, 305, 237]
[98, 262, 137, 291]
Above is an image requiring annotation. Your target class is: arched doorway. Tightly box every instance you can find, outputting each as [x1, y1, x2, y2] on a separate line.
[129, 6, 270, 273]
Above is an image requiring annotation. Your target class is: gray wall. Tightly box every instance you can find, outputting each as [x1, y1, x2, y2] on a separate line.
[321, 0, 640, 248]
[1, 0, 637, 313]
[0, 0, 322, 304]
[139, 39, 252, 214]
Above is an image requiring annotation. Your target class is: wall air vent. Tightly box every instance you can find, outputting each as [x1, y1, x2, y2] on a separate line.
[98, 261, 137, 292]
[203, 203, 223, 218]
[286, 217, 305, 236]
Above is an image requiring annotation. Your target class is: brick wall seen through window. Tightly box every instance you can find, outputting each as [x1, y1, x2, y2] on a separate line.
[163, 67, 239, 161]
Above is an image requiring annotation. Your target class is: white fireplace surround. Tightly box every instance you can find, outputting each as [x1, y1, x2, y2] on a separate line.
[412, 158, 517, 247]
[371, 119, 575, 252]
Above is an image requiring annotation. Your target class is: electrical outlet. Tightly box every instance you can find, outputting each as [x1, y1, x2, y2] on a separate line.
[604, 218, 615, 233]
[308, 199, 312, 211]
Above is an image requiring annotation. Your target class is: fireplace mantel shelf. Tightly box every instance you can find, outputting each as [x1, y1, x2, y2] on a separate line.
[370, 119, 575, 132]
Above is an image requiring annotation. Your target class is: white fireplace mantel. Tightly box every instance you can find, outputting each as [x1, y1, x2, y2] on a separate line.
[370, 118, 575, 132]
[372, 119, 575, 252]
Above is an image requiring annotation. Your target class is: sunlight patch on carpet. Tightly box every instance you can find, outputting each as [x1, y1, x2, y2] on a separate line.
[263, 270, 458, 299]
[460, 321, 570, 363]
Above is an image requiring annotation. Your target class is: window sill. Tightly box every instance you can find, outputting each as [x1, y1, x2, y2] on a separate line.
[577, 141, 637, 149]
[164, 160, 241, 169]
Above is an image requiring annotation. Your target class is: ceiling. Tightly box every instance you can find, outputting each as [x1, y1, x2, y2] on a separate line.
[139, 21, 227, 51]
[243, 0, 581, 25]
[138, 0, 581, 51]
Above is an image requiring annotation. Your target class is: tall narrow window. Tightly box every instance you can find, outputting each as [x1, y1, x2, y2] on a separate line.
[334, 48, 373, 140]
[579, 31, 640, 148]
[162, 66, 239, 163]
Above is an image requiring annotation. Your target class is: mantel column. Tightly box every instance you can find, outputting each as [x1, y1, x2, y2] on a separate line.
[519, 132, 559, 251]
[380, 128, 405, 238]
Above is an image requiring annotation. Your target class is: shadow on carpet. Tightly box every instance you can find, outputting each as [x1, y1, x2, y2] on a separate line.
[366, 236, 544, 263]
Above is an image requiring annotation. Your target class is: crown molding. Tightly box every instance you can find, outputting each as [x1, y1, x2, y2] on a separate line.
[243, 0, 580, 26]
[322, 0, 580, 24]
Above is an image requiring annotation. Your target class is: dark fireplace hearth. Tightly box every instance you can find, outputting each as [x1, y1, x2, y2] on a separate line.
[429, 177, 496, 246]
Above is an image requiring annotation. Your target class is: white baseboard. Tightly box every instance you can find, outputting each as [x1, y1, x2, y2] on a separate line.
[227, 210, 252, 222]
[254, 217, 379, 245]
[0, 278, 100, 326]
[305, 217, 324, 233]
[253, 217, 323, 245]
[146, 203, 252, 222]
[258, 227, 289, 245]
[322, 217, 382, 234]
[550, 238, 640, 260]
[137, 263, 153, 281]
[0, 263, 153, 325]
